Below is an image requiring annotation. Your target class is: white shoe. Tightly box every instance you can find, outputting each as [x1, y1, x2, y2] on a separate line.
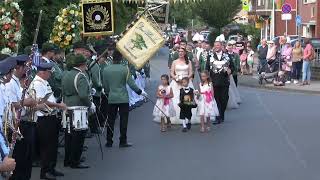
[293, 80, 299, 84]
[285, 81, 291, 84]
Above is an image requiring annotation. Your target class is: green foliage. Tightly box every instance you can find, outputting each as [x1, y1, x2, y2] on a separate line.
[114, 2, 137, 34]
[193, 0, 242, 31]
[169, 3, 194, 28]
[18, 0, 71, 48]
[238, 24, 261, 50]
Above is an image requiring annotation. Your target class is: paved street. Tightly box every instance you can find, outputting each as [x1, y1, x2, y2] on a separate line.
[32, 48, 320, 180]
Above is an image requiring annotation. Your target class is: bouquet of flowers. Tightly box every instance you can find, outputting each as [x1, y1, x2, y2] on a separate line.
[49, 4, 81, 50]
[0, 0, 23, 55]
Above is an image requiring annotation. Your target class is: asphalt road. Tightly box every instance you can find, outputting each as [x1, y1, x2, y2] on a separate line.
[31, 48, 320, 180]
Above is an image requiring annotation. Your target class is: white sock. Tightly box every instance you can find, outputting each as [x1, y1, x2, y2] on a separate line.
[182, 119, 187, 128]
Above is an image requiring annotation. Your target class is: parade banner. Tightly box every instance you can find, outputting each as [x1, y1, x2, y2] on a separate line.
[81, 0, 114, 36]
[242, 0, 249, 12]
[116, 16, 165, 69]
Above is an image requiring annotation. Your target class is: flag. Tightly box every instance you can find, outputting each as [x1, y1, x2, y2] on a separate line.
[31, 44, 41, 67]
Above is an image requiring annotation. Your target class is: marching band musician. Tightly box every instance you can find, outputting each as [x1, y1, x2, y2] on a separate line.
[29, 62, 66, 180]
[0, 56, 17, 176]
[41, 43, 57, 63]
[206, 41, 234, 125]
[5, 55, 37, 180]
[73, 41, 101, 135]
[62, 54, 94, 169]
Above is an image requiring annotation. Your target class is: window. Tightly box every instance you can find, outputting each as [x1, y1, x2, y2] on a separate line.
[311, 7, 315, 17]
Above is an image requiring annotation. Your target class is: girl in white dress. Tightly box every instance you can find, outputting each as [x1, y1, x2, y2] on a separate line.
[153, 74, 176, 132]
[196, 71, 219, 132]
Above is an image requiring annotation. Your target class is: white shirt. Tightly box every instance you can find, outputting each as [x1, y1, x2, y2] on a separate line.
[215, 34, 225, 42]
[5, 75, 22, 103]
[29, 75, 56, 117]
[216, 51, 223, 60]
[196, 47, 204, 61]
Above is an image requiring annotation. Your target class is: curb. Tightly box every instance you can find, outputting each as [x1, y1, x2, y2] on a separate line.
[239, 82, 320, 95]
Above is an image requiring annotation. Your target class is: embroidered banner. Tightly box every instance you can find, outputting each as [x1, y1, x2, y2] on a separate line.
[116, 16, 165, 69]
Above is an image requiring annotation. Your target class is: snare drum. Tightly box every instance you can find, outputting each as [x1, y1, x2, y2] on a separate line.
[65, 106, 89, 131]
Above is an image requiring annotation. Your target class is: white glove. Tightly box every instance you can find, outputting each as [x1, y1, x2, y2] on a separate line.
[90, 102, 96, 113]
[141, 90, 148, 98]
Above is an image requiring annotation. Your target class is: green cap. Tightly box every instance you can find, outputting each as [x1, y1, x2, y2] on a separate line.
[41, 42, 58, 54]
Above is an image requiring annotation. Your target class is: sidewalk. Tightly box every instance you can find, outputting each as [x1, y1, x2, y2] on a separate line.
[239, 75, 320, 95]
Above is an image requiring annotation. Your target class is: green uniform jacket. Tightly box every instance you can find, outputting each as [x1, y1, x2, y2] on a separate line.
[62, 68, 91, 107]
[199, 51, 209, 72]
[102, 63, 142, 104]
[229, 53, 240, 75]
[168, 50, 178, 68]
[88, 60, 102, 97]
[48, 61, 63, 100]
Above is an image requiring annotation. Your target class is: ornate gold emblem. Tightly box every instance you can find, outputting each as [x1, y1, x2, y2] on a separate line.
[85, 5, 110, 30]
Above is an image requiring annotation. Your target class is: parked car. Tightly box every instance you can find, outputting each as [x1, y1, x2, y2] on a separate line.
[310, 38, 320, 49]
[290, 37, 306, 47]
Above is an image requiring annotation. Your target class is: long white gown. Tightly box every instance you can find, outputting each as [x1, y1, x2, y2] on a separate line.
[227, 76, 241, 109]
[153, 64, 200, 124]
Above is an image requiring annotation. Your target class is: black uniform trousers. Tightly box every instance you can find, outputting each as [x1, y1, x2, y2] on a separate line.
[214, 86, 229, 122]
[64, 129, 86, 166]
[233, 75, 238, 87]
[10, 121, 37, 180]
[99, 94, 108, 127]
[106, 103, 129, 145]
[36, 115, 58, 174]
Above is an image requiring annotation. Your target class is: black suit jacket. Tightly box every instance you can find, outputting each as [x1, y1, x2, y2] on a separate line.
[206, 51, 235, 87]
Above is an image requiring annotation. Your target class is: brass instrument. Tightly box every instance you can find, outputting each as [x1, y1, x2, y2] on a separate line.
[23, 88, 55, 122]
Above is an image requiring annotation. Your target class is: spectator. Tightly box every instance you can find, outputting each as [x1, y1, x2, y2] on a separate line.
[266, 40, 277, 63]
[247, 45, 255, 75]
[301, 38, 314, 85]
[258, 39, 268, 73]
[240, 49, 248, 75]
[292, 41, 303, 84]
[281, 40, 293, 84]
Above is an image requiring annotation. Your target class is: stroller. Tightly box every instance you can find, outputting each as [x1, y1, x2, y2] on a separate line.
[258, 52, 284, 85]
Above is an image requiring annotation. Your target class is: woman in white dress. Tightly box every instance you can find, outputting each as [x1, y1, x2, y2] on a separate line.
[169, 47, 199, 124]
[227, 75, 241, 109]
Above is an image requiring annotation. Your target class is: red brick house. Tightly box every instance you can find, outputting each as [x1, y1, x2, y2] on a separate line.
[298, 0, 320, 38]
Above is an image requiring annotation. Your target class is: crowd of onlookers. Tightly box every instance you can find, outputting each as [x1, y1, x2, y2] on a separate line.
[256, 36, 315, 86]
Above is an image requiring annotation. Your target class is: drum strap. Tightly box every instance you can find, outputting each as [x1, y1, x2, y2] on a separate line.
[74, 72, 90, 94]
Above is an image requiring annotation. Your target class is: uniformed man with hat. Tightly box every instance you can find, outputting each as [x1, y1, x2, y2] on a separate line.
[29, 62, 67, 179]
[102, 50, 147, 148]
[0, 56, 17, 176]
[41, 43, 58, 63]
[62, 54, 94, 169]
[73, 41, 101, 135]
[5, 55, 37, 180]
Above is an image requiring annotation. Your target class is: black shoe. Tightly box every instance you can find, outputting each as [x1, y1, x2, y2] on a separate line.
[50, 169, 64, 177]
[187, 123, 191, 130]
[105, 143, 112, 148]
[83, 145, 88, 151]
[40, 172, 56, 180]
[182, 128, 187, 132]
[119, 143, 133, 148]
[212, 120, 221, 125]
[70, 163, 90, 169]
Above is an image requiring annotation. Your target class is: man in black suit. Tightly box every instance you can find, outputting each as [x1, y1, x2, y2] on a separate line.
[206, 41, 234, 124]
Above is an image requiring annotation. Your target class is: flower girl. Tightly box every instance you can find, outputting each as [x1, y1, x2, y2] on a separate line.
[196, 71, 219, 132]
[153, 74, 176, 132]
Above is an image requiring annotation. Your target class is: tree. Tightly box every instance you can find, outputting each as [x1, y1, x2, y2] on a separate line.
[169, 3, 194, 28]
[193, 0, 242, 31]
